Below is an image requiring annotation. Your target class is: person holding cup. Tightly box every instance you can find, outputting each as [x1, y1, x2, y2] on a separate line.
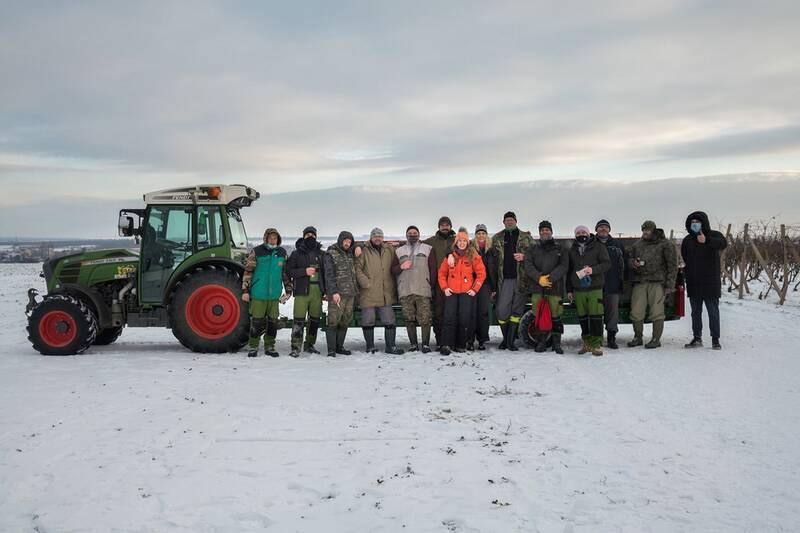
[567, 225, 611, 356]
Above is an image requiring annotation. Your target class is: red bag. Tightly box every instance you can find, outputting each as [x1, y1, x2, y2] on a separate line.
[534, 298, 553, 332]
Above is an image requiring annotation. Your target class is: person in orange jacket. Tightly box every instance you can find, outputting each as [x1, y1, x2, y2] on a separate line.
[438, 227, 487, 355]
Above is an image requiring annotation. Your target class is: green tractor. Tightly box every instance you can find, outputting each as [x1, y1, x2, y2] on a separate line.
[26, 185, 260, 355]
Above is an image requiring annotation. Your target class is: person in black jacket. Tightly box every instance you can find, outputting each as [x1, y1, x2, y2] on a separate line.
[287, 226, 324, 357]
[468, 224, 498, 350]
[595, 219, 626, 349]
[681, 211, 727, 350]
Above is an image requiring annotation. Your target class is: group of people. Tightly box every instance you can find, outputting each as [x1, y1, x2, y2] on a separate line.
[240, 210, 727, 358]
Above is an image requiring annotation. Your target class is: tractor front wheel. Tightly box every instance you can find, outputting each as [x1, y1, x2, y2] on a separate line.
[168, 267, 249, 353]
[27, 295, 98, 355]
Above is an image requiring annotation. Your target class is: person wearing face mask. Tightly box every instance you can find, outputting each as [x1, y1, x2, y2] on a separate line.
[491, 211, 534, 351]
[356, 227, 404, 355]
[595, 219, 627, 349]
[393, 225, 437, 353]
[567, 225, 611, 356]
[681, 211, 727, 350]
[627, 220, 678, 349]
[242, 228, 292, 357]
[287, 226, 325, 357]
[322, 230, 362, 357]
[524, 220, 569, 354]
[438, 228, 487, 355]
[424, 216, 456, 347]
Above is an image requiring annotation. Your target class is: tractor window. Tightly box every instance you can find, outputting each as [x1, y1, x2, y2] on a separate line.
[197, 206, 223, 250]
[227, 207, 248, 249]
[141, 205, 193, 301]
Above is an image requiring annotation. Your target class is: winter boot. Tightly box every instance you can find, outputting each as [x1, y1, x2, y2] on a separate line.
[627, 321, 644, 347]
[592, 346, 604, 356]
[440, 345, 452, 355]
[506, 322, 519, 352]
[607, 331, 618, 350]
[477, 342, 486, 351]
[363, 326, 376, 354]
[247, 348, 259, 358]
[578, 341, 592, 355]
[499, 323, 508, 350]
[420, 325, 432, 353]
[289, 319, 305, 357]
[326, 327, 337, 357]
[335, 326, 351, 355]
[645, 320, 663, 349]
[535, 335, 547, 353]
[684, 337, 703, 348]
[551, 334, 563, 355]
[406, 324, 419, 352]
[712, 337, 722, 350]
[384, 326, 405, 355]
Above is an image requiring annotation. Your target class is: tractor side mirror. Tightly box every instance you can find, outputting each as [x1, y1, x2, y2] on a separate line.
[119, 215, 135, 237]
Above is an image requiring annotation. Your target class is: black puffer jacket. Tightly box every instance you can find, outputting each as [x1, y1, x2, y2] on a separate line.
[597, 235, 626, 294]
[523, 239, 569, 295]
[681, 211, 728, 299]
[287, 237, 324, 296]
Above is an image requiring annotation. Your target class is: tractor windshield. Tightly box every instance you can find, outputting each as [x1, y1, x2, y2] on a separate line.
[226, 207, 248, 249]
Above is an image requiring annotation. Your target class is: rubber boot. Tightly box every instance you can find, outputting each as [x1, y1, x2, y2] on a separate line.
[336, 326, 351, 355]
[627, 321, 644, 347]
[499, 323, 508, 350]
[384, 326, 404, 355]
[325, 328, 337, 357]
[289, 319, 304, 357]
[607, 331, 618, 350]
[247, 348, 258, 357]
[406, 324, 419, 352]
[420, 325, 432, 353]
[363, 326, 376, 354]
[506, 322, 519, 352]
[645, 320, 663, 349]
[535, 334, 547, 353]
[551, 334, 563, 354]
[304, 317, 321, 354]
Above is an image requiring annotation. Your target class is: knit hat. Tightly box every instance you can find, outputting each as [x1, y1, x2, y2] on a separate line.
[370, 227, 384, 238]
[574, 225, 590, 236]
[503, 211, 517, 222]
[539, 220, 552, 231]
[438, 216, 452, 227]
[595, 219, 611, 231]
[641, 220, 657, 231]
[302, 226, 317, 237]
[455, 226, 470, 244]
[475, 223, 488, 234]
[406, 225, 419, 234]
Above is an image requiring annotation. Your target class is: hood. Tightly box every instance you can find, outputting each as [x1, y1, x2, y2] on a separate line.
[262, 227, 281, 246]
[337, 230, 355, 248]
[685, 211, 711, 234]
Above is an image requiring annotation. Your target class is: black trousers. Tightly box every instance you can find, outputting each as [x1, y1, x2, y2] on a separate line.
[690, 296, 720, 339]
[432, 286, 447, 344]
[468, 284, 491, 343]
[443, 293, 476, 349]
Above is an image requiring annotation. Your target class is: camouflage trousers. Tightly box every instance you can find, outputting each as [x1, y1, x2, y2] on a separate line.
[400, 295, 432, 327]
[327, 295, 355, 328]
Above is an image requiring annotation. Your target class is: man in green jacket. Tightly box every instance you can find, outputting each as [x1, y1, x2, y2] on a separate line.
[523, 220, 569, 354]
[567, 225, 611, 356]
[627, 220, 678, 349]
[423, 216, 455, 347]
[491, 211, 534, 351]
[242, 228, 292, 357]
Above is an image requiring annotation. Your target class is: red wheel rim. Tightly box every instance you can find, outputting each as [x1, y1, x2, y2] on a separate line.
[185, 285, 241, 340]
[39, 310, 78, 348]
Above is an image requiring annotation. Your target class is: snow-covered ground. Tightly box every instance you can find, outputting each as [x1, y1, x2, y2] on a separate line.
[1, 263, 799, 532]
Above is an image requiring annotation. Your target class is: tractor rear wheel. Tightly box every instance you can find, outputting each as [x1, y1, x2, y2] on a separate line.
[93, 326, 124, 345]
[27, 295, 98, 355]
[168, 266, 249, 353]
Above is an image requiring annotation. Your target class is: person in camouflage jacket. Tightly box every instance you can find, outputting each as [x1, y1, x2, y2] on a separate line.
[322, 230, 361, 357]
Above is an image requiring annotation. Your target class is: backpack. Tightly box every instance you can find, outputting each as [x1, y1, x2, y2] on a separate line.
[534, 297, 553, 332]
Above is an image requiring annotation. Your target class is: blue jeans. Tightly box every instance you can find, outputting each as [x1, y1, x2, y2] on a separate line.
[689, 296, 720, 340]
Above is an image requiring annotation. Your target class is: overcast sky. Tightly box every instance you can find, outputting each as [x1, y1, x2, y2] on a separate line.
[1, 1, 799, 237]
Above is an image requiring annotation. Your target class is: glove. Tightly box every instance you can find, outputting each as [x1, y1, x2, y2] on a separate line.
[579, 275, 592, 288]
[538, 275, 552, 288]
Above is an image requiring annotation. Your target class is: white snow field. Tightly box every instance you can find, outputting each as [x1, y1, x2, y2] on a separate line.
[1, 263, 799, 532]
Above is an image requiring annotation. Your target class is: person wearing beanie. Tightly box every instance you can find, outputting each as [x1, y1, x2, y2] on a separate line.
[467, 223, 498, 350]
[242, 228, 292, 358]
[438, 228, 486, 355]
[287, 226, 324, 357]
[627, 220, 677, 349]
[491, 211, 534, 351]
[322, 230, 362, 357]
[595, 219, 627, 349]
[523, 220, 568, 354]
[424, 216, 456, 347]
[681, 210, 727, 350]
[356, 227, 404, 355]
[393, 224, 437, 353]
[567, 225, 610, 356]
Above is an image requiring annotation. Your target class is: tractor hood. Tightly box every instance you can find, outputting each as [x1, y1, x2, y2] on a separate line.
[44, 248, 139, 290]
